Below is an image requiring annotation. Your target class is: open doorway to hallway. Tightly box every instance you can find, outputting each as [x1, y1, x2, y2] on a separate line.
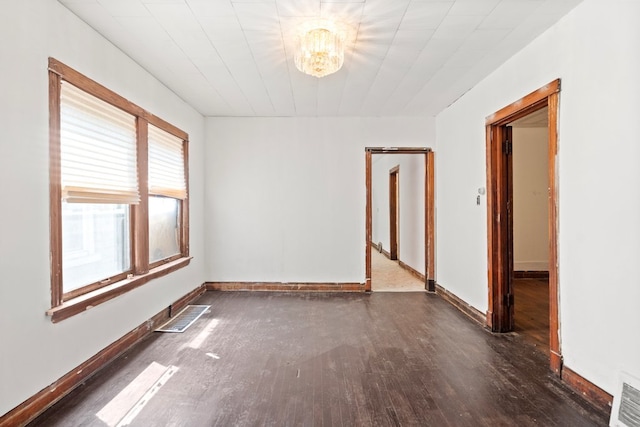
[365, 148, 435, 293]
[485, 79, 561, 374]
[509, 107, 550, 354]
[371, 157, 422, 291]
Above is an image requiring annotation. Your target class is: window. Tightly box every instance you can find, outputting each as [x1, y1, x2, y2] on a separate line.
[62, 203, 131, 295]
[148, 124, 187, 265]
[48, 58, 190, 322]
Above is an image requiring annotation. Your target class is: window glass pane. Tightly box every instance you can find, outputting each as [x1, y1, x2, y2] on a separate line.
[62, 203, 131, 293]
[149, 196, 180, 263]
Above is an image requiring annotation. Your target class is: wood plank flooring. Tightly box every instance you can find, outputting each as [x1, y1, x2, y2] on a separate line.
[513, 278, 550, 355]
[29, 292, 607, 427]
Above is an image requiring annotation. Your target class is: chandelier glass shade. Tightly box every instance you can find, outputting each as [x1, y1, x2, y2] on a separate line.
[294, 22, 345, 78]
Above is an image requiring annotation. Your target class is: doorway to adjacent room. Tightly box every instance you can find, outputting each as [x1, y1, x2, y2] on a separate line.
[485, 80, 561, 374]
[365, 148, 435, 293]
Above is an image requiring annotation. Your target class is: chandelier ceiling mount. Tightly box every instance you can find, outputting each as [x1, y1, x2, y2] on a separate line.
[294, 19, 350, 78]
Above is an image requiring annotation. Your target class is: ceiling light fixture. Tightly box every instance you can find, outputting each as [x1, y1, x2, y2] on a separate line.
[294, 20, 346, 78]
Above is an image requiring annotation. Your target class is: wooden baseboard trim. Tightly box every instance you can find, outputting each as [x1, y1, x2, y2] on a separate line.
[561, 366, 613, 414]
[514, 270, 549, 279]
[550, 350, 562, 376]
[435, 284, 485, 326]
[427, 279, 436, 293]
[369, 241, 425, 284]
[170, 284, 206, 316]
[369, 241, 391, 259]
[397, 260, 426, 282]
[205, 282, 365, 292]
[0, 283, 207, 427]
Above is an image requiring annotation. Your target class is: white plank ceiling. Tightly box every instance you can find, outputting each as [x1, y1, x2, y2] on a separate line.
[57, 0, 582, 117]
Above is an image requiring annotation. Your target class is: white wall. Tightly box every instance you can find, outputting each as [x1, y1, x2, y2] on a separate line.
[513, 127, 549, 271]
[0, 0, 206, 415]
[204, 117, 434, 283]
[371, 155, 391, 252]
[372, 154, 425, 274]
[435, 0, 640, 394]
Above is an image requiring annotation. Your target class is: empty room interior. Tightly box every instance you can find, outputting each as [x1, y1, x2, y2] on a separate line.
[1, 0, 639, 426]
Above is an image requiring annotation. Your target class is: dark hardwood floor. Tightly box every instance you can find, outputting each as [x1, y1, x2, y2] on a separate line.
[513, 278, 550, 354]
[30, 291, 607, 426]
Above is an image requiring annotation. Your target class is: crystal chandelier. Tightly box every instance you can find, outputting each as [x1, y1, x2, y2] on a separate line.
[294, 21, 345, 78]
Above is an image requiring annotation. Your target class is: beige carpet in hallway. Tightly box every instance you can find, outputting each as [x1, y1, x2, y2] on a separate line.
[371, 250, 426, 292]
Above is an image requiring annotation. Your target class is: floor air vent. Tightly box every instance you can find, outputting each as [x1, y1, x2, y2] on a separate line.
[156, 305, 210, 333]
[611, 372, 640, 427]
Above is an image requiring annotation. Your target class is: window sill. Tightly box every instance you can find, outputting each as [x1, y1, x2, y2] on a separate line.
[47, 256, 192, 323]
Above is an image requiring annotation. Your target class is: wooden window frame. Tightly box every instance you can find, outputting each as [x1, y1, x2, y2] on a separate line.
[47, 58, 191, 323]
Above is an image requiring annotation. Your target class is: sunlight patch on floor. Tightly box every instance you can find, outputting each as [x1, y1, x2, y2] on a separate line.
[96, 361, 178, 427]
[182, 318, 220, 350]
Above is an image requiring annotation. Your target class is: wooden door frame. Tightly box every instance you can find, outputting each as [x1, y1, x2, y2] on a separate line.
[389, 166, 400, 260]
[485, 79, 561, 374]
[365, 147, 435, 292]
[505, 125, 515, 332]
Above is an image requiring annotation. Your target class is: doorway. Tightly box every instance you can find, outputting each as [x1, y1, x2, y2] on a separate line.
[365, 148, 435, 293]
[509, 107, 550, 354]
[389, 166, 399, 261]
[485, 80, 561, 374]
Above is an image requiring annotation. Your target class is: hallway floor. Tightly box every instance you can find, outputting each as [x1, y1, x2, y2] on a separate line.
[370, 250, 425, 292]
[514, 278, 550, 355]
[30, 291, 607, 426]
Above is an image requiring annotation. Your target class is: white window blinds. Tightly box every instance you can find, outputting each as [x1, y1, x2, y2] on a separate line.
[148, 124, 187, 200]
[60, 81, 139, 204]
